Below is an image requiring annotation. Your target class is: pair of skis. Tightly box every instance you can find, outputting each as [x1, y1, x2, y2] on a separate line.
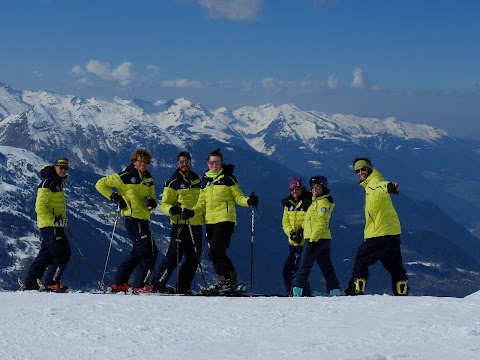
[17, 278, 69, 293]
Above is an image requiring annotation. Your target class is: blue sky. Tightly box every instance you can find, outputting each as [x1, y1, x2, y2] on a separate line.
[1, 0, 479, 136]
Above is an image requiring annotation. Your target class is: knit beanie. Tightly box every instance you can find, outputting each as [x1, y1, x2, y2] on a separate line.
[289, 177, 303, 189]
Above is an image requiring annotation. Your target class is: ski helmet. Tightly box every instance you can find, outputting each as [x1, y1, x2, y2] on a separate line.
[309, 175, 329, 189]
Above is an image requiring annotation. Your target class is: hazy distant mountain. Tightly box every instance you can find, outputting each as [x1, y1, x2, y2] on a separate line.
[1, 82, 479, 296]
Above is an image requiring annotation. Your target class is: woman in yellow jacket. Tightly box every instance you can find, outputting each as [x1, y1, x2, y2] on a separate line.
[281, 177, 312, 295]
[95, 148, 158, 294]
[180, 149, 258, 295]
[345, 157, 408, 296]
[291, 176, 341, 297]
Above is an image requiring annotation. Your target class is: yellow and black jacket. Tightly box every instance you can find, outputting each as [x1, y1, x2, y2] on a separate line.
[281, 190, 312, 246]
[35, 165, 68, 229]
[161, 169, 204, 225]
[192, 164, 249, 225]
[303, 194, 334, 242]
[360, 168, 401, 239]
[95, 163, 157, 220]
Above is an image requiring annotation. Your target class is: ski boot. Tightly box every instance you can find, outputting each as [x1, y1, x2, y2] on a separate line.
[345, 278, 366, 296]
[393, 279, 409, 296]
[292, 287, 303, 297]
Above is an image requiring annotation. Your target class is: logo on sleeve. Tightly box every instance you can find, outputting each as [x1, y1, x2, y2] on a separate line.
[130, 177, 137, 184]
[321, 207, 327, 213]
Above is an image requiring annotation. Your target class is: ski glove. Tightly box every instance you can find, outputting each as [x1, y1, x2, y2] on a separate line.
[290, 230, 303, 244]
[110, 192, 127, 210]
[181, 209, 194, 220]
[387, 182, 399, 194]
[54, 217, 67, 227]
[145, 196, 157, 210]
[247, 192, 259, 208]
[170, 205, 182, 216]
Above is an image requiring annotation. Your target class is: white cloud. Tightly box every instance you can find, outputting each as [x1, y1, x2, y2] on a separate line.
[77, 76, 93, 86]
[197, 0, 262, 21]
[261, 77, 284, 89]
[261, 74, 320, 92]
[327, 75, 340, 89]
[351, 67, 367, 88]
[83, 60, 135, 85]
[32, 70, 42, 78]
[161, 78, 204, 88]
[71, 65, 85, 75]
[146, 64, 160, 75]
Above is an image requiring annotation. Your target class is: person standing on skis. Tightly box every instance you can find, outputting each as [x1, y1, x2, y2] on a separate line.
[22, 157, 71, 292]
[291, 176, 341, 297]
[180, 148, 258, 294]
[281, 177, 312, 296]
[344, 157, 408, 296]
[153, 151, 204, 294]
[95, 148, 158, 294]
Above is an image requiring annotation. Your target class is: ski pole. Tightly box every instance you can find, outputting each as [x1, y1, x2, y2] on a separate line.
[250, 206, 255, 295]
[101, 208, 120, 288]
[66, 226, 103, 291]
[188, 221, 207, 288]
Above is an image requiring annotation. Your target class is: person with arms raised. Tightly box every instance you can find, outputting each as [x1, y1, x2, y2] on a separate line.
[345, 157, 408, 296]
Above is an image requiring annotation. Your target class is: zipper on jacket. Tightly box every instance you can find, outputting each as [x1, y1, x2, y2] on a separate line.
[368, 212, 376, 229]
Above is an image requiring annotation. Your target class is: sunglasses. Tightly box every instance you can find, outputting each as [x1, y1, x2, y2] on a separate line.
[207, 161, 222, 166]
[178, 160, 192, 165]
[355, 167, 368, 173]
[290, 186, 301, 192]
[312, 185, 322, 190]
[136, 159, 151, 165]
[56, 165, 69, 171]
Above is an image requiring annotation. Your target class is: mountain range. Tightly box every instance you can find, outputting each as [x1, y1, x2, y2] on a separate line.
[1, 81, 479, 297]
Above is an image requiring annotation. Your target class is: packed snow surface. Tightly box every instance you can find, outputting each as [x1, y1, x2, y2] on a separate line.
[1, 291, 479, 359]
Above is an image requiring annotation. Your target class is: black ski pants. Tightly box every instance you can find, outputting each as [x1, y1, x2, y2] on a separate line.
[292, 240, 339, 293]
[282, 245, 311, 295]
[114, 217, 158, 288]
[154, 223, 203, 293]
[206, 221, 236, 278]
[350, 234, 407, 287]
[25, 227, 71, 288]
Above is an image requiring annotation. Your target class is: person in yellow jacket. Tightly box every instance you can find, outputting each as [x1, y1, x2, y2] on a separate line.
[180, 149, 258, 295]
[281, 177, 312, 295]
[153, 151, 204, 294]
[291, 176, 341, 297]
[345, 157, 408, 296]
[23, 157, 71, 292]
[95, 148, 158, 294]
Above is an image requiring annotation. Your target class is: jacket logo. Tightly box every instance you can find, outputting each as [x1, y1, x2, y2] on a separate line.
[205, 181, 211, 187]
[180, 183, 186, 189]
[289, 205, 294, 211]
[130, 177, 137, 184]
[321, 207, 327, 213]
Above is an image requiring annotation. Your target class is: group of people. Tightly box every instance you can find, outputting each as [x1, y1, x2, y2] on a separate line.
[281, 157, 409, 296]
[22, 148, 408, 297]
[22, 148, 258, 295]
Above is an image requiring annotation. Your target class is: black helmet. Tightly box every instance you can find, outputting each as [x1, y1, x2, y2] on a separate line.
[309, 175, 329, 189]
